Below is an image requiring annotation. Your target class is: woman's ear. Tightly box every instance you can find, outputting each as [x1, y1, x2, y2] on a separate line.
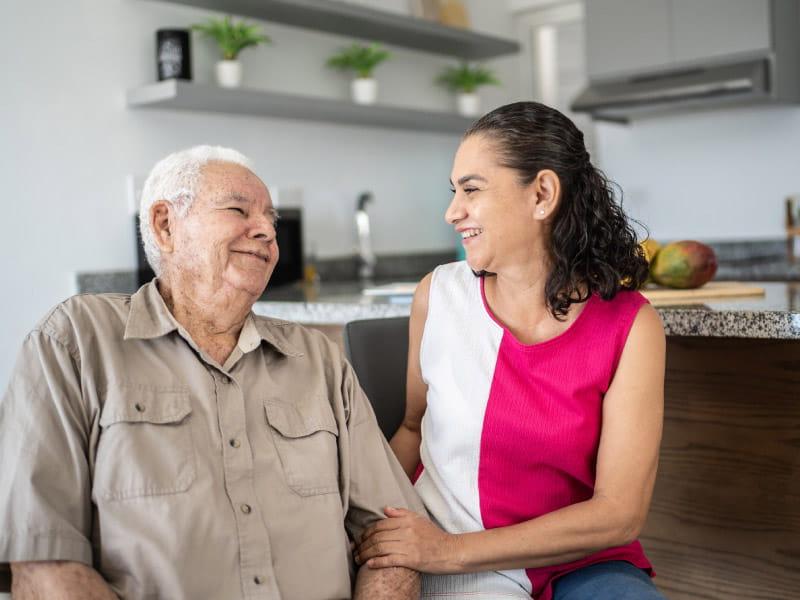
[533, 169, 561, 220]
[150, 201, 175, 254]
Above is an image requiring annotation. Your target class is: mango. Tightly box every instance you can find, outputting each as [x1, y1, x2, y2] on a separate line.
[649, 240, 718, 289]
[639, 238, 661, 263]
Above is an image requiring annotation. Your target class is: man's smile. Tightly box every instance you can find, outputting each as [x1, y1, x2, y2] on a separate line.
[233, 249, 270, 263]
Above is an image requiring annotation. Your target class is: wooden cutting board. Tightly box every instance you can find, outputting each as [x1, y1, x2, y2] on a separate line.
[641, 281, 765, 306]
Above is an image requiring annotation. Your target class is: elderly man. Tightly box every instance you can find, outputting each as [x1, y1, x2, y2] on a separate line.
[0, 146, 424, 599]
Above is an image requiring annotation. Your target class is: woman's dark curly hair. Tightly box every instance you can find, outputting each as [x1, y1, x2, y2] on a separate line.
[464, 101, 649, 320]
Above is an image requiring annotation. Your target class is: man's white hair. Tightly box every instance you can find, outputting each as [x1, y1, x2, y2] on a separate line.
[139, 145, 254, 275]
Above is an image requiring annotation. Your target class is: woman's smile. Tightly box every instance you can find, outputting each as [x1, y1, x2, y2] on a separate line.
[459, 227, 483, 244]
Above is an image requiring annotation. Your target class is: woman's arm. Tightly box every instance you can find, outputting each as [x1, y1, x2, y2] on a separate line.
[388, 273, 431, 479]
[358, 303, 666, 573]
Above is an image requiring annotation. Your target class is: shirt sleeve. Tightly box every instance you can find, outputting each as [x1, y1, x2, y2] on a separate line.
[340, 360, 427, 543]
[0, 328, 94, 567]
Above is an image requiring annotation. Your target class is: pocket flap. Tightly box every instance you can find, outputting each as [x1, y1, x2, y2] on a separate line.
[100, 386, 192, 427]
[264, 399, 338, 438]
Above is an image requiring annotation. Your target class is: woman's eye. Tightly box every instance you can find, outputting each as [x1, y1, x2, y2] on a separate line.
[449, 188, 456, 194]
[464, 187, 478, 194]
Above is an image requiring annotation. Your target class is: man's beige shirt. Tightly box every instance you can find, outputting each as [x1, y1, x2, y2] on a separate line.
[0, 282, 424, 599]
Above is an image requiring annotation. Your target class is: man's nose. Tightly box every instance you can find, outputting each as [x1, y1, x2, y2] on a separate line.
[249, 213, 277, 241]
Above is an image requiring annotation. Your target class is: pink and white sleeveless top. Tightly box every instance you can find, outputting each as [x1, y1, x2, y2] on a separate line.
[416, 261, 653, 600]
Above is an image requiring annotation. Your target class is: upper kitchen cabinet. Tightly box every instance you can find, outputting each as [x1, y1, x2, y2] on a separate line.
[142, 0, 519, 59]
[574, 0, 800, 122]
[586, 0, 772, 80]
[585, 0, 671, 81]
[670, 0, 770, 66]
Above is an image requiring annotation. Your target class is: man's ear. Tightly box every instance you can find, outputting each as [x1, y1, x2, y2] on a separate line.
[532, 169, 561, 220]
[151, 201, 175, 254]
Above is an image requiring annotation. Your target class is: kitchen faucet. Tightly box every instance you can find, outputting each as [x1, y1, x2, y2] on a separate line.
[356, 191, 377, 281]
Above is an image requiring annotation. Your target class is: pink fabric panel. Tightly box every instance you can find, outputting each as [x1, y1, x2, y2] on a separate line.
[412, 462, 424, 485]
[477, 284, 653, 599]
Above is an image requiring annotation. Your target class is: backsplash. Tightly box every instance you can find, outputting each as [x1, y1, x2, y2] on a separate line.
[75, 239, 799, 297]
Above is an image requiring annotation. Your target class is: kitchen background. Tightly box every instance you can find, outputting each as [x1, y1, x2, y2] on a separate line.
[3, 2, 800, 598]
[1, 0, 799, 389]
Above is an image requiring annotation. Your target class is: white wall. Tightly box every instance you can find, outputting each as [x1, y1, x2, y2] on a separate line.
[595, 105, 800, 242]
[0, 0, 519, 389]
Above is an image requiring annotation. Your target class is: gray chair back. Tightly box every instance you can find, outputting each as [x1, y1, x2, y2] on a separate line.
[343, 317, 409, 440]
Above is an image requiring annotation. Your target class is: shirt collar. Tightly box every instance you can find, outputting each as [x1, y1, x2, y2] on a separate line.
[124, 280, 303, 358]
[250, 315, 304, 358]
[124, 279, 179, 340]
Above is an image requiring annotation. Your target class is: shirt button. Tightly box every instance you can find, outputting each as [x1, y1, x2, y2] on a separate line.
[229, 438, 241, 448]
[254, 575, 264, 585]
[240, 503, 252, 514]
[134, 403, 145, 413]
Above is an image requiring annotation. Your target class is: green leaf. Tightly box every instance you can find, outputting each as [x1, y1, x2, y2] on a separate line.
[435, 63, 500, 93]
[326, 43, 391, 78]
[191, 15, 271, 60]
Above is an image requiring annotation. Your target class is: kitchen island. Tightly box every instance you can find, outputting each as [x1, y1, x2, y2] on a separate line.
[254, 279, 800, 338]
[255, 280, 800, 600]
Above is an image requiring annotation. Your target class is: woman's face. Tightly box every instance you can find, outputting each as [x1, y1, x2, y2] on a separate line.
[446, 134, 546, 274]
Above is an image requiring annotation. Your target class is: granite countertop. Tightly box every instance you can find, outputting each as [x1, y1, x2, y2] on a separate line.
[75, 241, 800, 340]
[253, 279, 800, 340]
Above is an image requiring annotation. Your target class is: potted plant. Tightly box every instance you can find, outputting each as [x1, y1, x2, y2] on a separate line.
[327, 43, 391, 105]
[436, 63, 500, 117]
[192, 15, 271, 88]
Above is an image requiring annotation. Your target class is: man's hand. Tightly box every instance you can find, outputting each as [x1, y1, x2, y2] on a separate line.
[356, 507, 462, 574]
[11, 561, 118, 600]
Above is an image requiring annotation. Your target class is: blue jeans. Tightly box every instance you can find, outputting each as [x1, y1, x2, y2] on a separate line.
[552, 561, 667, 600]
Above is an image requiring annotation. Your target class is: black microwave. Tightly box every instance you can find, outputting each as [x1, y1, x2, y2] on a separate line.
[135, 208, 304, 288]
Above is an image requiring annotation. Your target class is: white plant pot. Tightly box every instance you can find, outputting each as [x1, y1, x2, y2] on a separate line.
[216, 60, 243, 88]
[351, 77, 378, 105]
[457, 92, 481, 117]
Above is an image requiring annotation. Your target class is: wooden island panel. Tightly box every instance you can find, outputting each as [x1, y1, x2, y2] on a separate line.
[641, 336, 800, 599]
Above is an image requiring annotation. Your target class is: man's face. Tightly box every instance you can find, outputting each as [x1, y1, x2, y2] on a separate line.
[168, 161, 279, 300]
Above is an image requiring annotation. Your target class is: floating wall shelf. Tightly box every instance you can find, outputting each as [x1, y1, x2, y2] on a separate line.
[141, 0, 520, 59]
[127, 80, 476, 133]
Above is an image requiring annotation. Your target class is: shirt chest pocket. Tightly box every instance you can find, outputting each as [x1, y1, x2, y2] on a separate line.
[94, 386, 196, 501]
[264, 398, 340, 497]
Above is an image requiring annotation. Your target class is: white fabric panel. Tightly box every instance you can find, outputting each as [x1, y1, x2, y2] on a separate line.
[416, 261, 532, 597]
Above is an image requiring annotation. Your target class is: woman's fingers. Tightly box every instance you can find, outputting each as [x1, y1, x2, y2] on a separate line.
[383, 506, 412, 517]
[357, 540, 408, 564]
[356, 529, 407, 560]
[360, 514, 409, 543]
[366, 553, 409, 569]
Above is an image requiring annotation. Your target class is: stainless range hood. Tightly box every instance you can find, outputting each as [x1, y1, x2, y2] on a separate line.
[571, 58, 772, 123]
[572, 0, 800, 124]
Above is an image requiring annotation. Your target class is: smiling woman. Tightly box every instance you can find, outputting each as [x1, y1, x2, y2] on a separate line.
[361, 102, 667, 600]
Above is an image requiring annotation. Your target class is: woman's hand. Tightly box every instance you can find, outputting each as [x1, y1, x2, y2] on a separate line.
[355, 507, 463, 573]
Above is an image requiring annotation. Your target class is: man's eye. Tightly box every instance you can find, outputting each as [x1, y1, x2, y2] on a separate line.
[464, 187, 478, 194]
[229, 207, 246, 215]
